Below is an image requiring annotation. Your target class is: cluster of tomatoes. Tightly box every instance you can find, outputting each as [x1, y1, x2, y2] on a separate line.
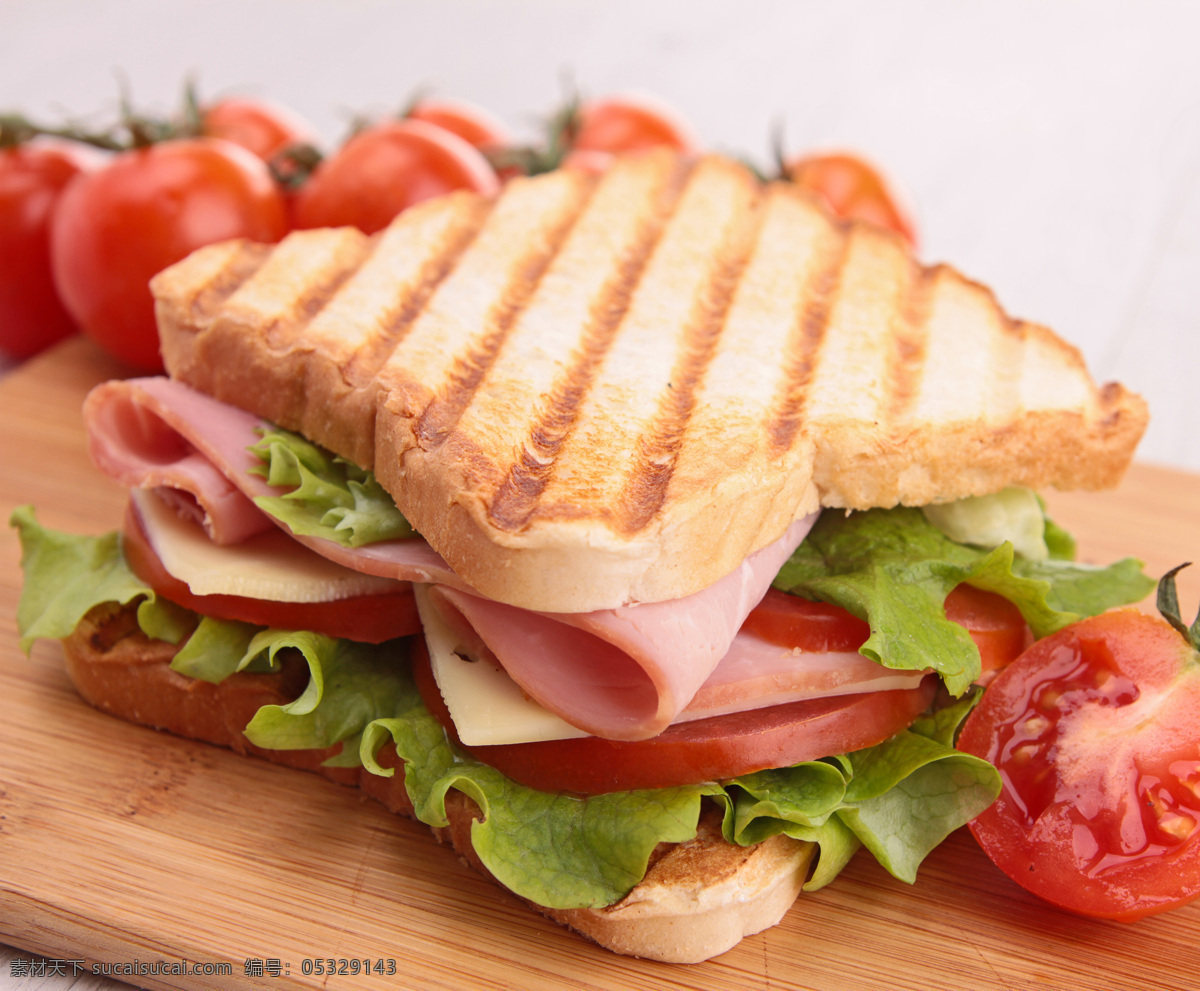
[0, 87, 915, 370]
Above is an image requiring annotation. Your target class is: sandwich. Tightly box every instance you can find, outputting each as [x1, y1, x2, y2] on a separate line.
[12, 149, 1155, 962]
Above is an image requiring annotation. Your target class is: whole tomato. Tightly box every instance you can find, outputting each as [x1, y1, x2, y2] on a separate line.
[51, 137, 288, 373]
[0, 143, 93, 360]
[572, 93, 702, 155]
[786, 152, 918, 248]
[291, 118, 500, 235]
[202, 96, 317, 163]
[561, 93, 702, 174]
[407, 98, 510, 150]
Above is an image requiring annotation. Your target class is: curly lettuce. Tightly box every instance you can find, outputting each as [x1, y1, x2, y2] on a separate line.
[248, 427, 416, 546]
[10, 504, 192, 650]
[773, 505, 1154, 696]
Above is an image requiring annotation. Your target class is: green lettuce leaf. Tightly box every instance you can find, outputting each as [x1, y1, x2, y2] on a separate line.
[236, 633, 994, 908]
[772, 507, 1153, 695]
[170, 615, 260, 683]
[359, 669, 710, 910]
[6, 502, 1056, 911]
[238, 630, 409, 766]
[722, 694, 996, 888]
[9, 505, 189, 650]
[249, 427, 416, 546]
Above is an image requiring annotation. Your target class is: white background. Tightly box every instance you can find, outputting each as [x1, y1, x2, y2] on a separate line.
[3, 0, 1199, 474]
[1, 0, 1198, 984]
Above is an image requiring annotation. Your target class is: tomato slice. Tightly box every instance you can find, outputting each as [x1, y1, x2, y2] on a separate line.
[786, 152, 917, 247]
[414, 637, 935, 795]
[958, 609, 1200, 920]
[121, 501, 419, 643]
[743, 585, 1028, 673]
[944, 584, 1030, 672]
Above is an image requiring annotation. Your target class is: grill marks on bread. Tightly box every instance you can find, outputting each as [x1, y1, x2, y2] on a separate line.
[152, 149, 1149, 610]
[486, 153, 690, 530]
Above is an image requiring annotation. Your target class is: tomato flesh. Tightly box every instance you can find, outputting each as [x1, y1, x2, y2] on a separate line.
[743, 585, 1028, 672]
[958, 609, 1200, 920]
[121, 500, 419, 644]
[414, 637, 935, 795]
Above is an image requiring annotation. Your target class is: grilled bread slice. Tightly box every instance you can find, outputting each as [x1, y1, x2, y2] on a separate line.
[152, 150, 1147, 612]
[63, 603, 814, 964]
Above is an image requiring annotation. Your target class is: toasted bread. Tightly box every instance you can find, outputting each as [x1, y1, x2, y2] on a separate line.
[62, 604, 814, 964]
[152, 150, 1147, 612]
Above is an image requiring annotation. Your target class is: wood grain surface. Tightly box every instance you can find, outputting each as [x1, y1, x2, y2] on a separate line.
[2, 337, 1198, 991]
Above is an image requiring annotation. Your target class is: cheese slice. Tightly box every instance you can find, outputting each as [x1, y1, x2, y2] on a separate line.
[133, 487, 404, 602]
[415, 585, 922, 748]
[416, 586, 590, 746]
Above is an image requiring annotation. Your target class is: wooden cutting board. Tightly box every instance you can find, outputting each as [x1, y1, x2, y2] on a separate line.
[2, 337, 1198, 991]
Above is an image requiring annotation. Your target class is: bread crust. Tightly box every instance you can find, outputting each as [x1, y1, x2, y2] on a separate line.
[62, 607, 813, 963]
[152, 151, 1147, 611]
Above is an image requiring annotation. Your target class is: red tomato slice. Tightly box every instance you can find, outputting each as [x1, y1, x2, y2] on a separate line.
[944, 583, 1031, 672]
[291, 119, 499, 235]
[413, 638, 935, 795]
[0, 143, 94, 360]
[572, 93, 702, 156]
[121, 501, 419, 644]
[743, 585, 1028, 672]
[958, 609, 1200, 920]
[741, 589, 870, 652]
[786, 152, 918, 247]
[407, 98, 510, 150]
[51, 137, 288, 373]
[202, 97, 317, 163]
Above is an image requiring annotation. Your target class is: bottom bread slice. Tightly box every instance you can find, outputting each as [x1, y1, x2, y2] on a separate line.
[61, 604, 815, 964]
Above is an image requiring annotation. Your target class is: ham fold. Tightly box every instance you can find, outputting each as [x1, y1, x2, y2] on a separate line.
[430, 516, 816, 741]
[83, 377, 820, 741]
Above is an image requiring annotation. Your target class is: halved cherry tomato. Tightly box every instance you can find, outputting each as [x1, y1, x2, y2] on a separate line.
[202, 97, 317, 163]
[743, 585, 1028, 673]
[958, 608, 1200, 920]
[414, 638, 935, 795]
[0, 143, 93, 360]
[51, 137, 288, 373]
[291, 119, 499, 235]
[407, 98, 510, 150]
[121, 501, 420, 643]
[786, 152, 918, 247]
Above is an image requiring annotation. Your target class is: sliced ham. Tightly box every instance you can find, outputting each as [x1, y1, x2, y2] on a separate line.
[685, 631, 926, 719]
[83, 376, 828, 742]
[84, 378, 461, 584]
[428, 516, 815, 741]
[85, 379, 272, 545]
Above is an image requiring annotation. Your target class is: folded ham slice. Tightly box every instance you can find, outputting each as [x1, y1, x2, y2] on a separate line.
[83, 377, 819, 741]
[430, 516, 816, 741]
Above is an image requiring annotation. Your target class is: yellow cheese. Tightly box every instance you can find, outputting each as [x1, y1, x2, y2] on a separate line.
[415, 586, 588, 747]
[133, 488, 403, 602]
